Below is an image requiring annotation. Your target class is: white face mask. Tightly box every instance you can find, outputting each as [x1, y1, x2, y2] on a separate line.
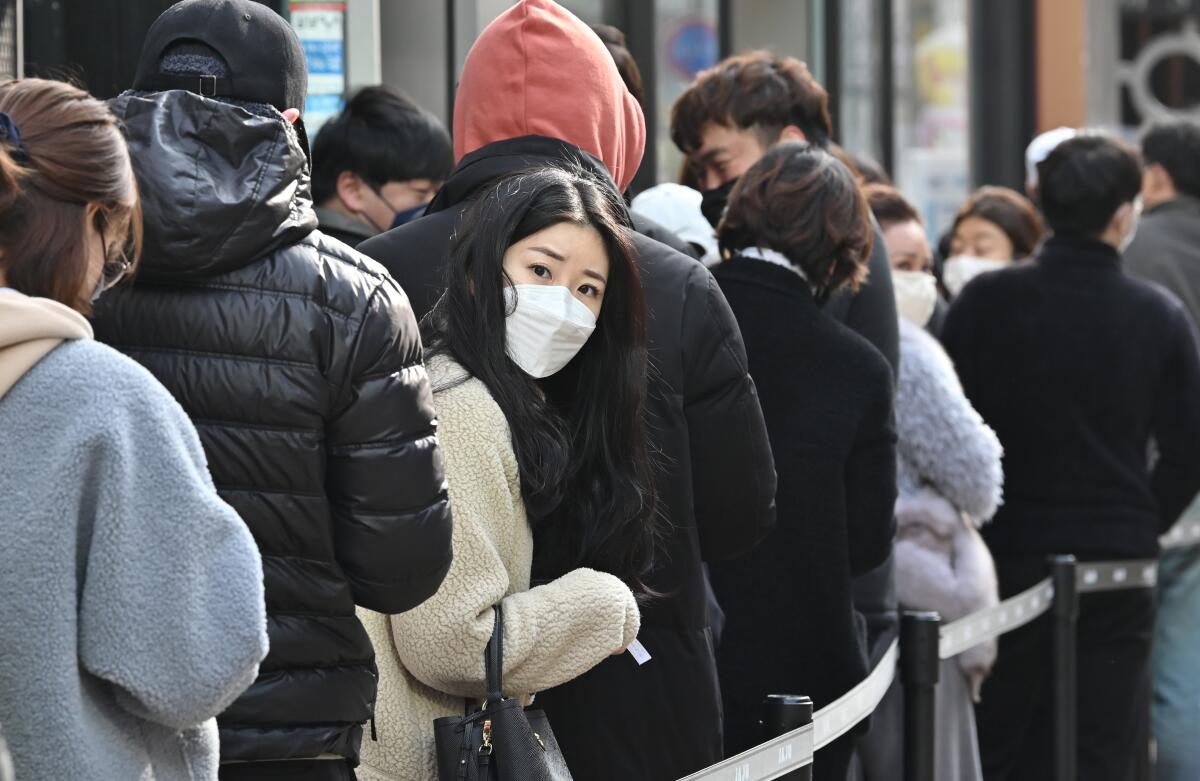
[942, 255, 1009, 298]
[1119, 197, 1144, 253]
[892, 269, 939, 328]
[503, 284, 597, 378]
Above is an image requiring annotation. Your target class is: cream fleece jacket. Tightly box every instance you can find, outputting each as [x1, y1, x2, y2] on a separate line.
[0, 289, 92, 399]
[358, 355, 640, 781]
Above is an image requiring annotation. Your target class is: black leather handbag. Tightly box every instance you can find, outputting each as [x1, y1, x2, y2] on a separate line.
[433, 603, 573, 781]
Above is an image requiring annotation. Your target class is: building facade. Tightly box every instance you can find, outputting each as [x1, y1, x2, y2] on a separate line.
[17, 0, 1200, 236]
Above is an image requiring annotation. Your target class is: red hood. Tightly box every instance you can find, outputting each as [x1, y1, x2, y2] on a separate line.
[452, 0, 646, 192]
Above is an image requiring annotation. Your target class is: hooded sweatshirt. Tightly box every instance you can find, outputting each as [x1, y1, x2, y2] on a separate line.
[452, 0, 646, 192]
[0, 289, 268, 781]
[0, 290, 92, 399]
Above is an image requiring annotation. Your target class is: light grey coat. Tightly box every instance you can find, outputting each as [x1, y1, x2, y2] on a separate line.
[895, 319, 1003, 688]
[0, 339, 269, 780]
[850, 320, 1005, 781]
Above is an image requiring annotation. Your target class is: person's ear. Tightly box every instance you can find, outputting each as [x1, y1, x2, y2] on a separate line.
[282, 108, 301, 125]
[1144, 163, 1173, 197]
[1107, 201, 1135, 240]
[336, 171, 368, 212]
[778, 125, 808, 144]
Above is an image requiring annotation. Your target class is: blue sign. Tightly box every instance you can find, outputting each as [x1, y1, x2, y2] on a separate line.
[668, 19, 718, 80]
[302, 39, 344, 77]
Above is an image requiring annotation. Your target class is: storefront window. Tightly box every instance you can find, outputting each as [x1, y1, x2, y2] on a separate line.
[1115, 0, 1200, 133]
[839, 0, 885, 167]
[0, 0, 17, 80]
[655, 0, 720, 184]
[892, 0, 970, 240]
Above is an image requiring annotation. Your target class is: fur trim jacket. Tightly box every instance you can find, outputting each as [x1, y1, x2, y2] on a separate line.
[895, 320, 1003, 695]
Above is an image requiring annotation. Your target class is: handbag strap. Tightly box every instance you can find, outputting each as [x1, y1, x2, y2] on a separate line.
[484, 602, 504, 705]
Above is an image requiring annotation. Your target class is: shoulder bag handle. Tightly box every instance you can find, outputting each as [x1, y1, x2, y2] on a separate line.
[484, 602, 504, 706]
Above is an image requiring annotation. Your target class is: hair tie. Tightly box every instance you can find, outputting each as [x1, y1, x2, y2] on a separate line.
[0, 112, 29, 164]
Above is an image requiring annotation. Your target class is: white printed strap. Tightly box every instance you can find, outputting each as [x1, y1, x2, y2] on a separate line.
[1161, 518, 1200, 549]
[812, 639, 899, 750]
[676, 639, 900, 781]
[1076, 560, 1156, 593]
[675, 723, 814, 781]
[939, 577, 1054, 660]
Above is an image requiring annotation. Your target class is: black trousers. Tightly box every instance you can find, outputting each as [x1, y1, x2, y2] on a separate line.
[975, 555, 1155, 781]
[219, 760, 357, 781]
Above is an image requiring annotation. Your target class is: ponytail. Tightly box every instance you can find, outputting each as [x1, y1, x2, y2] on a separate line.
[0, 142, 26, 227]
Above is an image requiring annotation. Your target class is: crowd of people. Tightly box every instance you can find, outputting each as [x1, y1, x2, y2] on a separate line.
[0, 1, 1198, 780]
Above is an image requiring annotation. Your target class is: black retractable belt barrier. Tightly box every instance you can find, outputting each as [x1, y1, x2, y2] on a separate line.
[1050, 555, 1079, 781]
[900, 611, 940, 781]
[761, 695, 813, 780]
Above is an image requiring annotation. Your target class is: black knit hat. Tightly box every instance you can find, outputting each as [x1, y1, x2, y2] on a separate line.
[133, 0, 310, 151]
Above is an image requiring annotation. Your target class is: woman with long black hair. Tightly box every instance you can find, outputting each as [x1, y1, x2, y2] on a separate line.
[358, 166, 660, 781]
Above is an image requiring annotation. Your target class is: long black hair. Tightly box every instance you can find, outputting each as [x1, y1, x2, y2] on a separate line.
[424, 166, 661, 591]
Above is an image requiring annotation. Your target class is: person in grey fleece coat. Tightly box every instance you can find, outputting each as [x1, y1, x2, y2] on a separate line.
[0, 77, 269, 781]
[856, 181, 1003, 781]
[855, 319, 1004, 781]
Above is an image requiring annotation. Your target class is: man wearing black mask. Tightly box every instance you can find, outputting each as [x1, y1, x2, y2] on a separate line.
[671, 51, 898, 370]
[311, 86, 452, 248]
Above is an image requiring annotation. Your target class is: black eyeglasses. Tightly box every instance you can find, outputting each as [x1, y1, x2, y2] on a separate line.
[96, 214, 132, 294]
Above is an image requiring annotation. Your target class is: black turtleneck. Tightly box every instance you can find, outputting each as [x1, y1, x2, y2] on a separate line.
[942, 233, 1200, 559]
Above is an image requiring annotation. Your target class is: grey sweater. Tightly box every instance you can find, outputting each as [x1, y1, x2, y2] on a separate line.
[0, 339, 269, 780]
[1124, 195, 1200, 329]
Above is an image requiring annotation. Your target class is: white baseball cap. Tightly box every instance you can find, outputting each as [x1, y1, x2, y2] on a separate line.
[1025, 127, 1078, 186]
[631, 183, 719, 264]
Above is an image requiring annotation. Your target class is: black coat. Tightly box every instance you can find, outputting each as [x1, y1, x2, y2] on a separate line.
[824, 224, 901, 678]
[943, 235, 1200, 559]
[93, 90, 453, 764]
[358, 135, 777, 781]
[825, 221, 900, 373]
[710, 257, 897, 778]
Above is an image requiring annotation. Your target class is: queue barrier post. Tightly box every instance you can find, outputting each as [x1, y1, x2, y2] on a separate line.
[901, 611, 940, 781]
[761, 695, 813, 780]
[1050, 555, 1078, 781]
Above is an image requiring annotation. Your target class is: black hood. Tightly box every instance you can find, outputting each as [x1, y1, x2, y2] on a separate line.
[427, 135, 628, 224]
[110, 89, 316, 279]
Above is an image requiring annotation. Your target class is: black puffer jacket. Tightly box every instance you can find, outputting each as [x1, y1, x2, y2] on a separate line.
[359, 135, 777, 781]
[93, 90, 453, 765]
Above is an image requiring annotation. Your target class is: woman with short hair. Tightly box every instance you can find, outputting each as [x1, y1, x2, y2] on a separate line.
[708, 142, 898, 781]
